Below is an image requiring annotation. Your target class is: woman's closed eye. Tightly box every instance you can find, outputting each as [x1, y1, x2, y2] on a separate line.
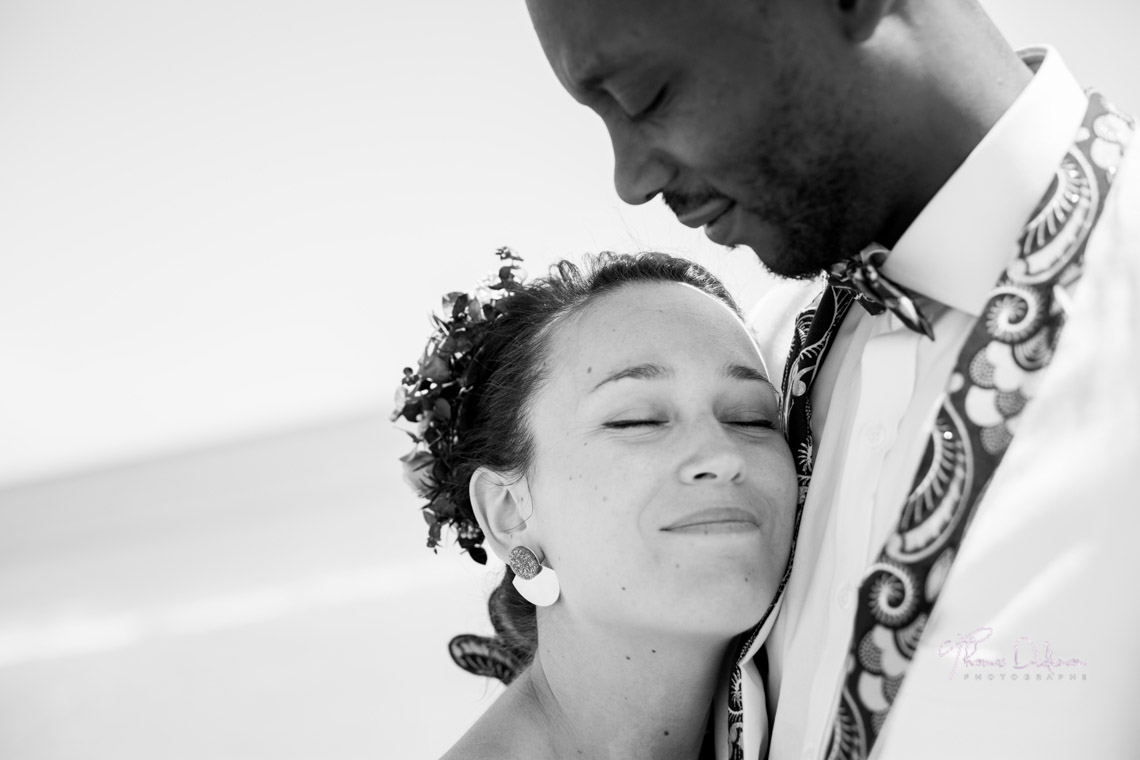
[604, 419, 665, 430]
[603, 418, 776, 431]
[729, 419, 777, 430]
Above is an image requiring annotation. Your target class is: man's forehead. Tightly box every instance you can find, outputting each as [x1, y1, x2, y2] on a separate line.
[528, 0, 744, 38]
[527, 0, 650, 29]
[527, 0, 666, 92]
[527, 0, 748, 71]
[527, 0, 627, 58]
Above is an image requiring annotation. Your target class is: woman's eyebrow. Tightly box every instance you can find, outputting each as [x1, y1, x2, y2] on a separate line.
[590, 362, 772, 393]
[590, 362, 673, 392]
[724, 363, 780, 398]
[724, 363, 770, 384]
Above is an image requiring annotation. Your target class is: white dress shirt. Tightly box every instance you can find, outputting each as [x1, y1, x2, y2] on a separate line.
[736, 48, 1140, 759]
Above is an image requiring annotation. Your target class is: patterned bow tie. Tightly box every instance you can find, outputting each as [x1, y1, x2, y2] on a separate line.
[827, 246, 935, 340]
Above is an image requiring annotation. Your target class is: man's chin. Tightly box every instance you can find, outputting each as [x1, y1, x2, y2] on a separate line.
[730, 223, 826, 281]
[738, 209, 861, 280]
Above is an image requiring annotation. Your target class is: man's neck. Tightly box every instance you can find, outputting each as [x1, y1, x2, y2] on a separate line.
[876, 9, 1034, 248]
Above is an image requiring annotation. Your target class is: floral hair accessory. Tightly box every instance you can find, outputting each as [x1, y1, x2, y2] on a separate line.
[392, 247, 526, 565]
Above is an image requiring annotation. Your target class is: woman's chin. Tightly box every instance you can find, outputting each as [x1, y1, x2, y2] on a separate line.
[674, 579, 779, 638]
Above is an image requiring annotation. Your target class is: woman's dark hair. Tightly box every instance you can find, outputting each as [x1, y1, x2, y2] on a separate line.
[445, 252, 741, 682]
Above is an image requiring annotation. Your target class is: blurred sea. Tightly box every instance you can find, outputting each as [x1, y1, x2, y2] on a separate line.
[0, 412, 504, 759]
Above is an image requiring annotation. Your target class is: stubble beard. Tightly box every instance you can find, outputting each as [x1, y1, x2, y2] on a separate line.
[741, 163, 864, 281]
[731, 49, 878, 282]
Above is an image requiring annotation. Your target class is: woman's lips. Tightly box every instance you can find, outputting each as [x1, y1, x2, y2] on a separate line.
[662, 507, 760, 533]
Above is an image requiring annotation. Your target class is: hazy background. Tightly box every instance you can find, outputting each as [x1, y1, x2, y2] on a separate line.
[1, 1, 1137, 757]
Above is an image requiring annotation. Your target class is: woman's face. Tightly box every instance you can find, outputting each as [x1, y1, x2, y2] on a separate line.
[519, 281, 797, 639]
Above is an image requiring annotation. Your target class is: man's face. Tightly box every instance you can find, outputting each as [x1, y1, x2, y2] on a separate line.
[527, 0, 887, 279]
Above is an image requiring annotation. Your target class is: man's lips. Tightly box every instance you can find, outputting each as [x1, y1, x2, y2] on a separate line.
[661, 507, 760, 531]
[675, 197, 736, 229]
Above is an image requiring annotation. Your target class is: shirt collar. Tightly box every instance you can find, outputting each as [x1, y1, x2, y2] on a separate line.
[880, 46, 1089, 317]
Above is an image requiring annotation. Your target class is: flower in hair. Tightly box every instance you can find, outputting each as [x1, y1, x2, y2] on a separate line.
[392, 247, 526, 564]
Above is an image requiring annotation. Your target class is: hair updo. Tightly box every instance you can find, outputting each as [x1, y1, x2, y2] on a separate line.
[433, 251, 741, 683]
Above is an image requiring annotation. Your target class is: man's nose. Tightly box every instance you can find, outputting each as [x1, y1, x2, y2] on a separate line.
[608, 120, 673, 205]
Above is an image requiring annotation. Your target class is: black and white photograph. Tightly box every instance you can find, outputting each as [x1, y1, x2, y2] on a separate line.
[2, 1, 1138, 758]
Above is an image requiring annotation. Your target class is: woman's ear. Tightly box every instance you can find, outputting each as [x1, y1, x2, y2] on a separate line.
[469, 466, 533, 562]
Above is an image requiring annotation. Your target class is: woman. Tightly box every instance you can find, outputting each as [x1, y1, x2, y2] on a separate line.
[394, 250, 797, 759]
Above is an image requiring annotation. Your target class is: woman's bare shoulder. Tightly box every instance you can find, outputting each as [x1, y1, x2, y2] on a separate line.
[437, 682, 543, 760]
[438, 715, 537, 760]
[439, 732, 517, 760]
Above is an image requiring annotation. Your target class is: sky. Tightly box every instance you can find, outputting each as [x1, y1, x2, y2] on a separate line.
[1, 0, 1138, 487]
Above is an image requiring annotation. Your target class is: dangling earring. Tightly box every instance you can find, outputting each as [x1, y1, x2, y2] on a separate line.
[508, 546, 560, 607]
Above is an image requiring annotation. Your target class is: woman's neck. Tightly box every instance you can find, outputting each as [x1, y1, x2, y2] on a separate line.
[512, 620, 729, 759]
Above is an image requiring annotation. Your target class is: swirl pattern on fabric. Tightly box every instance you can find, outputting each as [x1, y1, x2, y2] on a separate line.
[824, 92, 1133, 760]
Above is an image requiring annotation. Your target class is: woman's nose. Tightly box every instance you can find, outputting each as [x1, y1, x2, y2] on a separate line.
[678, 428, 747, 485]
[608, 120, 673, 205]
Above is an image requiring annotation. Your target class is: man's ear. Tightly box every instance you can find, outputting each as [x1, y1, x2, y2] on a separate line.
[469, 466, 533, 563]
[833, 0, 895, 43]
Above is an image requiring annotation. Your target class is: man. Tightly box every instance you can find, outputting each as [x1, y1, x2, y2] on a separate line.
[526, 0, 1139, 758]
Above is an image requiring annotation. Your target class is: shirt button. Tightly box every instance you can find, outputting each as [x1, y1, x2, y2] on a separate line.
[861, 422, 887, 449]
[837, 583, 855, 612]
